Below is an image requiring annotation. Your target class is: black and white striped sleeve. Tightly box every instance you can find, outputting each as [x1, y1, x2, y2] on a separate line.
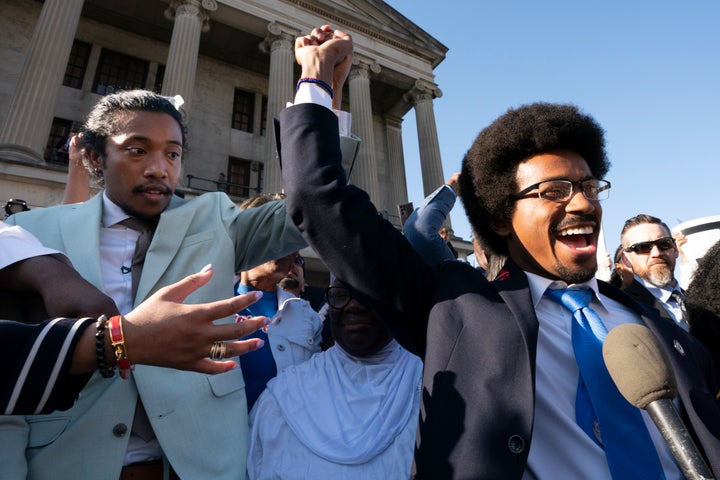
[0, 317, 96, 415]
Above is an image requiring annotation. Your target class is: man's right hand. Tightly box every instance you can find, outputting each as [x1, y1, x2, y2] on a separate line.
[123, 265, 270, 374]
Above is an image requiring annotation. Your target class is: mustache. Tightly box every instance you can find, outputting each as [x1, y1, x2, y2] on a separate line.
[132, 183, 173, 195]
[552, 214, 598, 233]
[648, 259, 671, 267]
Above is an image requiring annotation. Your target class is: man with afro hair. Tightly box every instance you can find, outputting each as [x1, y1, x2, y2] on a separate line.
[280, 25, 720, 479]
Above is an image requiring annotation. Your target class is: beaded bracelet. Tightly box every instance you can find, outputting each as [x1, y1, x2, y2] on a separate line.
[95, 315, 115, 378]
[296, 77, 334, 99]
[109, 315, 133, 379]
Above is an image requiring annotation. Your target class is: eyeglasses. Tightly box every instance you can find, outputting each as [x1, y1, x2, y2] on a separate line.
[624, 236, 676, 254]
[514, 179, 611, 203]
[325, 286, 353, 309]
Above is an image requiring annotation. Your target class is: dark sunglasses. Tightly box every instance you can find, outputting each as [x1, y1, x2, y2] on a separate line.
[624, 236, 676, 254]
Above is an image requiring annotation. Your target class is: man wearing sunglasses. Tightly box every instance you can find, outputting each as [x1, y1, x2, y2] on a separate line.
[620, 214, 688, 331]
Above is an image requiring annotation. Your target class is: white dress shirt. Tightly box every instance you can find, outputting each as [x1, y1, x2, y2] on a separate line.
[100, 193, 163, 464]
[523, 272, 681, 479]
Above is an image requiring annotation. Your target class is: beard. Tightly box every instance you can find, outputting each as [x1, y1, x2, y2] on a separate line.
[278, 277, 300, 292]
[556, 262, 597, 285]
[645, 264, 674, 287]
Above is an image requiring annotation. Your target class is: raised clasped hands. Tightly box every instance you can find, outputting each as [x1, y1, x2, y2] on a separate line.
[295, 25, 353, 109]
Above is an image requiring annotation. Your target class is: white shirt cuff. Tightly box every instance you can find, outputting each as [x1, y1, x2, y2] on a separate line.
[292, 83, 352, 136]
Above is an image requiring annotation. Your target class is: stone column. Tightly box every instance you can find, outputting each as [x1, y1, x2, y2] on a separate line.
[260, 22, 296, 195]
[348, 58, 382, 206]
[0, 0, 84, 164]
[407, 79, 444, 197]
[83, 44, 103, 92]
[385, 115, 408, 225]
[161, 0, 217, 114]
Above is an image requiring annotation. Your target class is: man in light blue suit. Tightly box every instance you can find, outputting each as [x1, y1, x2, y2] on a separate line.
[2, 90, 305, 479]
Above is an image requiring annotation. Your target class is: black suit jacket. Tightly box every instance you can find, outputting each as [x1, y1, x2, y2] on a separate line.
[623, 278, 678, 321]
[278, 103, 720, 479]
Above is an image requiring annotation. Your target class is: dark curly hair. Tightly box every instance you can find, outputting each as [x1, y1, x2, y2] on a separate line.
[458, 102, 609, 257]
[79, 90, 187, 184]
[685, 239, 720, 385]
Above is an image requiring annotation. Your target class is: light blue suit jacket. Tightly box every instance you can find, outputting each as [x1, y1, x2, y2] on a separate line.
[2, 192, 306, 480]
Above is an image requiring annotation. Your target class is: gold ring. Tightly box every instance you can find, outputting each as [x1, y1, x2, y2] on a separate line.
[210, 341, 226, 361]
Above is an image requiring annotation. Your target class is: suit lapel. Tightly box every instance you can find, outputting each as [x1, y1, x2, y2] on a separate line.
[624, 279, 675, 323]
[59, 195, 105, 289]
[492, 261, 540, 367]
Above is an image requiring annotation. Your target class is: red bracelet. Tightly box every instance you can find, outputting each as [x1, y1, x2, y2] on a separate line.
[109, 315, 133, 379]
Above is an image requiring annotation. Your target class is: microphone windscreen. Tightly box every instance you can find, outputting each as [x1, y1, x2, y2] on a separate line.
[602, 323, 677, 409]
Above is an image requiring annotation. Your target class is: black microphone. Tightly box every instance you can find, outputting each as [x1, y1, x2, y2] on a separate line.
[603, 323, 715, 480]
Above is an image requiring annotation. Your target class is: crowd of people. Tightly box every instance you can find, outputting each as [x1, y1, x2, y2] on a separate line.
[1, 23, 719, 480]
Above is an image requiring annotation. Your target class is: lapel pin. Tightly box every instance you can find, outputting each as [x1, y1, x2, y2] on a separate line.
[673, 339, 685, 356]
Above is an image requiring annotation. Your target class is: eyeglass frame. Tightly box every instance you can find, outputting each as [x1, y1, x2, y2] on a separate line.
[513, 179, 611, 203]
[623, 236, 676, 254]
[324, 285, 353, 309]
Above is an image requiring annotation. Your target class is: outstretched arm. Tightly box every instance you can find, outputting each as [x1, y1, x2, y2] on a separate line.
[281, 26, 435, 356]
[2, 266, 268, 415]
[403, 173, 459, 266]
[73, 265, 268, 375]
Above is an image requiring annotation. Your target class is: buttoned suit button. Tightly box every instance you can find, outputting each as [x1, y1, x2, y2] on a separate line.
[113, 424, 128, 437]
[277, 344, 286, 351]
[308, 337, 314, 344]
[507, 434, 525, 454]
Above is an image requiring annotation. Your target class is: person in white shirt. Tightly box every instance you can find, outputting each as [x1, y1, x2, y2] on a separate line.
[247, 278, 422, 479]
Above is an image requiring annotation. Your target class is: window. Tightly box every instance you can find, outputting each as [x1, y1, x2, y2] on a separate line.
[63, 40, 91, 89]
[45, 118, 75, 165]
[260, 95, 268, 136]
[153, 64, 165, 93]
[93, 49, 149, 94]
[231, 89, 268, 135]
[228, 157, 263, 197]
[232, 89, 254, 133]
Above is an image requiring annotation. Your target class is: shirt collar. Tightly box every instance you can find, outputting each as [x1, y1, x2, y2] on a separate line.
[101, 191, 131, 228]
[635, 275, 678, 303]
[525, 271, 605, 310]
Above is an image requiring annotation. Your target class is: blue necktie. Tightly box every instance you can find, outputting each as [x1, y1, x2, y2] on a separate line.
[545, 287, 665, 480]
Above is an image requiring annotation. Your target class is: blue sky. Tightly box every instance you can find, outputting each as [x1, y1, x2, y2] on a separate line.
[385, 0, 720, 253]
